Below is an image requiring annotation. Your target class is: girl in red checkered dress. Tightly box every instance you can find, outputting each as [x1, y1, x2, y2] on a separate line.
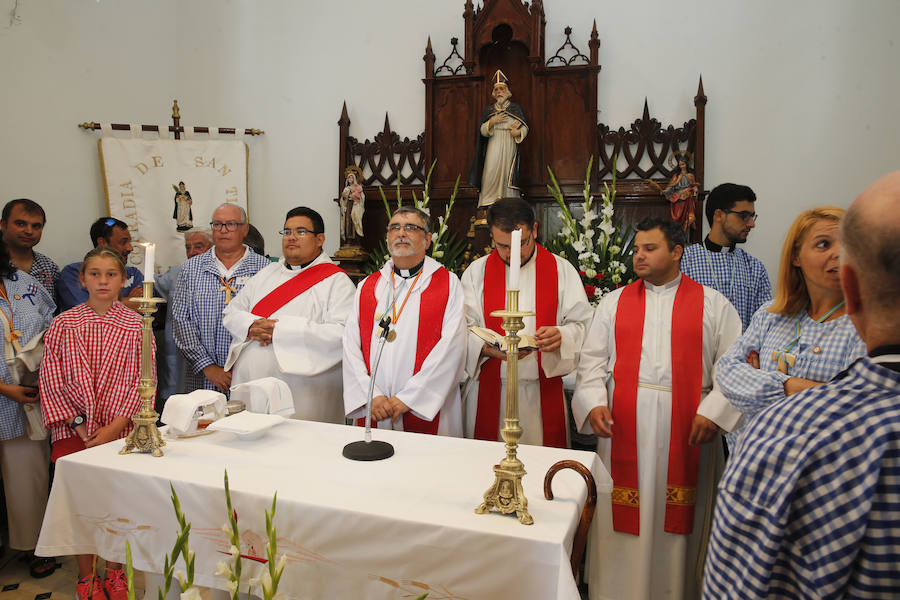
[39, 246, 153, 600]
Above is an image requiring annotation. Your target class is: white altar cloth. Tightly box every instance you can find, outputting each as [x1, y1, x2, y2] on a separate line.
[36, 420, 611, 600]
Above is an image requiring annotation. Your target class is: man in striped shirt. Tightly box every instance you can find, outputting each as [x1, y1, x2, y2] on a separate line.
[703, 171, 900, 598]
[680, 183, 771, 331]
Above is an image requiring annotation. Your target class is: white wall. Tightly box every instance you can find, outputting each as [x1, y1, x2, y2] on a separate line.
[2, 0, 899, 278]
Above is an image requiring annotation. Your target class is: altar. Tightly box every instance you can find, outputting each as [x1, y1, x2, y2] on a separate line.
[36, 420, 611, 600]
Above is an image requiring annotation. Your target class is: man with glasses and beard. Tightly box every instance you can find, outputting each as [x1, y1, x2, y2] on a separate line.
[222, 207, 355, 423]
[461, 197, 592, 447]
[680, 183, 771, 331]
[342, 206, 466, 436]
[172, 203, 268, 394]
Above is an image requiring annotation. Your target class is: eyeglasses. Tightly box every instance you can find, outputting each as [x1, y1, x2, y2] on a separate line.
[210, 221, 246, 232]
[387, 223, 427, 234]
[278, 227, 319, 237]
[492, 232, 534, 251]
[724, 210, 758, 223]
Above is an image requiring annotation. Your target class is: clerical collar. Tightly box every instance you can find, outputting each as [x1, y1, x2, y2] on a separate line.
[393, 259, 425, 279]
[704, 236, 734, 253]
[645, 273, 682, 292]
[870, 345, 900, 372]
[285, 257, 316, 271]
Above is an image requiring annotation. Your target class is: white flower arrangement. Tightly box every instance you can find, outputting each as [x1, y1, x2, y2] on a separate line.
[546, 156, 637, 305]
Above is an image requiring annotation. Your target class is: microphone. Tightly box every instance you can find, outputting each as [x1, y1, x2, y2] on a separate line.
[343, 315, 395, 461]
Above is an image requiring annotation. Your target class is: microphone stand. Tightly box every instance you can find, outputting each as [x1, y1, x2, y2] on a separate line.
[343, 315, 395, 461]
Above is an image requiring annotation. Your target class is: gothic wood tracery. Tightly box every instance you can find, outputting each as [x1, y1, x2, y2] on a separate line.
[336, 0, 708, 262]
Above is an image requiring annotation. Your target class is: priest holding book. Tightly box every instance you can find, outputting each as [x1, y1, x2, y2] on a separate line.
[222, 207, 355, 422]
[461, 197, 592, 447]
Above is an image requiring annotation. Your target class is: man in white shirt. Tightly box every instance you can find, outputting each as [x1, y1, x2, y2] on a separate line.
[342, 206, 466, 436]
[572, 216, 741, 600]
[461, 197, 592, 447]
[223, 207, 355, 422]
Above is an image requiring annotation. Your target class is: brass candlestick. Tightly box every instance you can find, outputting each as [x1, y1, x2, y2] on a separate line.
[475, 289, 535, 525]
[120, 281, 166, 457]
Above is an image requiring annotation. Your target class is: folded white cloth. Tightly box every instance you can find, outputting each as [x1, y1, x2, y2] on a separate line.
[206, 411, 284, 436]
[161, 390, 227, 434]
[229, 377, 294, 417]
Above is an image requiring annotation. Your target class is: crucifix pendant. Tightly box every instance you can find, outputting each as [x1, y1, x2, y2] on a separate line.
[771, 350, 796, 374]
[221, 286, 234, 304]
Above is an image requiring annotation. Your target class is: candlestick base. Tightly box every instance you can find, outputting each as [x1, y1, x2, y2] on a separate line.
[120, 410, 166, 457]
[475, 462, 533, 525]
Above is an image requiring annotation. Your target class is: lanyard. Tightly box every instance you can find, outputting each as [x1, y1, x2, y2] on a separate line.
[0, 285, 22, 354]
[774, 300, 846, 365]
[702, 249, 736, 300]
[389, 270, 423, 326]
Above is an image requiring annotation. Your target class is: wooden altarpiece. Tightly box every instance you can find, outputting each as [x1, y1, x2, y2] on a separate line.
[336, 0, 706, 272]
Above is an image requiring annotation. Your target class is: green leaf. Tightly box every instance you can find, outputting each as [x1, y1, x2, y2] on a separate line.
[125, 540, 136, 600]
[378, 186, 391, 218]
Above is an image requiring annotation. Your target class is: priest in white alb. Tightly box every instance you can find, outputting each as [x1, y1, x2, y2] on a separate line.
[571, 216, 741, 600]
[461, 197, 592, 447]
[342, 206, 465, 436]
[223, 207, 355, 422]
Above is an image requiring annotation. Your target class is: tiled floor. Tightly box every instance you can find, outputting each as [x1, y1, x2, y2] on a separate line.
[0, 552, 144, 600]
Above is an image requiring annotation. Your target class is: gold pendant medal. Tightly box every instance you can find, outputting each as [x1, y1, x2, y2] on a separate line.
[386, 329, 397, 343]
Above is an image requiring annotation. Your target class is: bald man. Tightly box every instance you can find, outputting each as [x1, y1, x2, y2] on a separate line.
[703, 172, 900, 598]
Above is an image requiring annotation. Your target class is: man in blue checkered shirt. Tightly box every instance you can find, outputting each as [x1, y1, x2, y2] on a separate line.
[172, 203, 269, 394]
[702, 171, 900, 599]
[681, 183, 771, 331]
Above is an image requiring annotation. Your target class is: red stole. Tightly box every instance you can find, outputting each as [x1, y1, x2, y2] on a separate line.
[356, 266, 450, 434]
[473, 246, 567, 448]
[610, 276, 704, 535]
[251, 262, 344, 318]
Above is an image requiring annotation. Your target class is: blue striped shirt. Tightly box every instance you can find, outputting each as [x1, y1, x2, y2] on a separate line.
[681, 243, 771, 331]
[171, 248, 268, 392]
[0, 271, 55, 439]
[716, 304, 865, 449]
[703, 355, 900, 599]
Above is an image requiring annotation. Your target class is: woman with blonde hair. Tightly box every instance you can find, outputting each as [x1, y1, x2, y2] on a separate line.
[715, 206, 865, 450]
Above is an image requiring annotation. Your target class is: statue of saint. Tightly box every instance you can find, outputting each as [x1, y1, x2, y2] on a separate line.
[340, 165, 365, 244]
[663, 152, 699, 230]
[172, 181, 193, 231]
[468, 70, 529, 207]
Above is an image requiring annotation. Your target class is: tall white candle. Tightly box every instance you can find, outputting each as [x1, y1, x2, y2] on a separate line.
[142, 243, 156, 282]
[508, 228, 521, 291]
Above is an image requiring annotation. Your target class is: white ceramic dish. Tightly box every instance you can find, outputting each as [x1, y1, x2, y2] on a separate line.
[206, 412, 285, 440]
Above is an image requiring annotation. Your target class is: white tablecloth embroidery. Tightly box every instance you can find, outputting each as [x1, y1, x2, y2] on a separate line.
[37, 420, 611, 599]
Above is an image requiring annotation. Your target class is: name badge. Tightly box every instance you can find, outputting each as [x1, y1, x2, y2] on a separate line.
[235, 276, 249, 286]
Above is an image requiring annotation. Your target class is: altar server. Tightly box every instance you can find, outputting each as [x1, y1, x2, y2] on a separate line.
[172, 203, 269, 394]
[703, 172, 900, 598]
[461, 197, 592, 447]
[223, 207, 355, 422]
[342, 206, 466, 436]
[680, 183, 771, 331]
[571, 216, 741, 600]
[40, 246, 152, 600]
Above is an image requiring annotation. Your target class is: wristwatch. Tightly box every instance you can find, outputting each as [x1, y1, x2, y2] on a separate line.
[69, 415, 86, 430]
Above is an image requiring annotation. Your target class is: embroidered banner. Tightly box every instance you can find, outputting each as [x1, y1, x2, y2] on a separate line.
[99, 137, 248, 274]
